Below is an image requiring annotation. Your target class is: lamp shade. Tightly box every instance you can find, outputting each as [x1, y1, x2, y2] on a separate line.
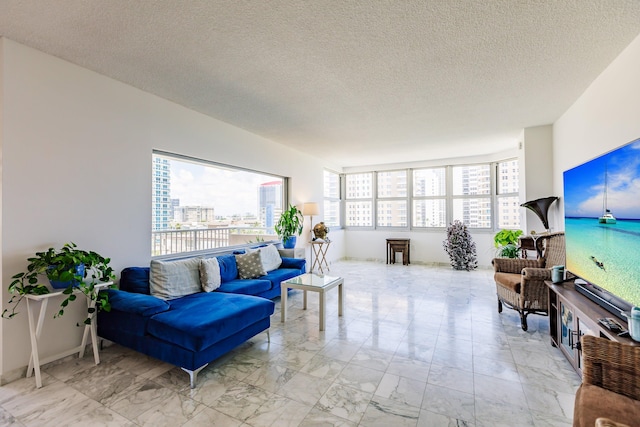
[302, 202, 319, 216]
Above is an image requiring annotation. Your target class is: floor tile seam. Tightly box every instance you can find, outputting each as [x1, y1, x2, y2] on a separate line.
[131, 389, 206, 425]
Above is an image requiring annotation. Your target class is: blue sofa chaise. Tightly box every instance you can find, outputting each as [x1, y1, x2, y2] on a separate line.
[97, 249, 305, 387]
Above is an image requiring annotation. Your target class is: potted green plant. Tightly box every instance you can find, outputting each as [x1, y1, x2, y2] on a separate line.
[275, 204, 304, 248]
[442, 220, 478, 271]
[3, 242, 116, 324]
[494, 229, 523, 258]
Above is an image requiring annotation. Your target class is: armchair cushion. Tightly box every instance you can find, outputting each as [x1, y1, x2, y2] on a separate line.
[574, 384, 640, 427]
[494, 272, 521, 293]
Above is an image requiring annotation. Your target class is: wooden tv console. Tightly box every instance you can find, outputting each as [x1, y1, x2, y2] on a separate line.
[546, 280, 639, 376]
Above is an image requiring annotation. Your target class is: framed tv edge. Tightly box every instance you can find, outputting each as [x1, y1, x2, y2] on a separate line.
[563, 137, 640, 318]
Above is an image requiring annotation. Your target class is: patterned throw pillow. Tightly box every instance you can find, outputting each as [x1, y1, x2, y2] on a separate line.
[235, 250, 267, 279]
[199, 257, 221, 292]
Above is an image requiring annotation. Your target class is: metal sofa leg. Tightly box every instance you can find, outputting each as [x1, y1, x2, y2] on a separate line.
[266, 329, 270, 343]
[182, 364, 208, 389]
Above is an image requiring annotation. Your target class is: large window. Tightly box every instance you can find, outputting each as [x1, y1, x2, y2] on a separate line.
[152, 151, 286, 256]
[345, 173, 373, 226]
[343, 159, 519, 230]
[323, 170, 341, 227]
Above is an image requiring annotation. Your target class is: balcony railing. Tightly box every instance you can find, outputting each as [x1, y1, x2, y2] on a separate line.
[152, 227, 277, 256]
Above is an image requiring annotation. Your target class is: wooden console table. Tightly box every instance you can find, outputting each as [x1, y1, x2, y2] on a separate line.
[386, 238, 410, 265]
[546, 280, 638, 377]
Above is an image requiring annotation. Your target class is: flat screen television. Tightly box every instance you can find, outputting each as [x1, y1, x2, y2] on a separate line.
[563, 137, 640, 319]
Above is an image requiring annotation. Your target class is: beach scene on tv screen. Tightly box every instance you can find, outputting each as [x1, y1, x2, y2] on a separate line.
[564, 138, 640, 308]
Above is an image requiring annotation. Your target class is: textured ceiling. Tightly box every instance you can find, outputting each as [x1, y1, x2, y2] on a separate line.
[1, 1, 640, 167]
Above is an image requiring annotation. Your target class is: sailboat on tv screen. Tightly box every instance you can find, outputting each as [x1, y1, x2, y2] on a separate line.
[598, 166, 616, 224]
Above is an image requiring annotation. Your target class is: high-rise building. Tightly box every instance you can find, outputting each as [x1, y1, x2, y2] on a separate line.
[259, 181, 283, 228]
[174, 206, 216, 224]
[152, 156, 171, 230]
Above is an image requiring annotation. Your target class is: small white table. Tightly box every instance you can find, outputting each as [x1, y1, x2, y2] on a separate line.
[310, 240, 331, 273]
[281, 273, 343, 331]
[25, 281, 113, 388]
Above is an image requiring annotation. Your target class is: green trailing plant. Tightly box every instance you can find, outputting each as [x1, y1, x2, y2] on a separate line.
[494, 229, 523, 258]
[274, 204, 304, 240]
[3, 242, 116, 325]
[443, 220, 478, 271]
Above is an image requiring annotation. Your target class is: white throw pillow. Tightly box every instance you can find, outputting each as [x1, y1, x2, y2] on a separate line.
[257, 244, 283, 272]
[199, 257, 221, 292]
[150, 258, 202, 300]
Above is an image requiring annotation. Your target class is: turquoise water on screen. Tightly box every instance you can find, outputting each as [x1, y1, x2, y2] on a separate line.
[566, 217, 640, 307]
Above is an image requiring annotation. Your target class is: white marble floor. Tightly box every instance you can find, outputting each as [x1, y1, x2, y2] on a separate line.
[0, 261, 581, 426]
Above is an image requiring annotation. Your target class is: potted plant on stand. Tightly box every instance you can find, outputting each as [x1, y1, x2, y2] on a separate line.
[3, 242, 116, 325]
[493, 229, 523, 258]
[275, 204, 304, 249]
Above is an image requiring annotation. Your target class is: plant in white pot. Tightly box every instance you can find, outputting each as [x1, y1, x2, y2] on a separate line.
[3, 242, 115, 324]
[275, 204, 304, 248]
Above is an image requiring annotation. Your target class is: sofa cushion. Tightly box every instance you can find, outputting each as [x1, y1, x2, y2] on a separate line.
[150, 258, 202, 300]
[104, 289, 169, 316]
[263, 268, 304, 289]
[251, 244, 282, 272]
[217, 254, 239, 283]
[217, 278, 272, 296]
[147, 292, 275, 352]
[235, 251, 266, 279]
[120, 267, 151, 294]
[574, 384, 640, 427]
[199, 258, 221, 292]
[494, 272, 521, 294]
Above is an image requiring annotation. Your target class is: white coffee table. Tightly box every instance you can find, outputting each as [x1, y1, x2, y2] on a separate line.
[281, 273, 344, 331]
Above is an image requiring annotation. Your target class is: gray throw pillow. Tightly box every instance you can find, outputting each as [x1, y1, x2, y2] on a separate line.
[199, 257, 221, 292]
[150, 258, 202, 300]
[235, 250, 267, 279]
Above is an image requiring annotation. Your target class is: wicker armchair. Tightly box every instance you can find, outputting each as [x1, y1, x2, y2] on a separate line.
[492, 232, 565, 331]
[574, 335, 640, 427]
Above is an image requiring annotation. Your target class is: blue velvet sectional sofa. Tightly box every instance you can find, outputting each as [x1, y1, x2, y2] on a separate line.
[97, 251, 305, 387]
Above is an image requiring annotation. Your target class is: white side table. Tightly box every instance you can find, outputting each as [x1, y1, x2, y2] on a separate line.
[310, 240, 331, 273]
[25, 281, 113, 388]
[281, 273, 343, 331]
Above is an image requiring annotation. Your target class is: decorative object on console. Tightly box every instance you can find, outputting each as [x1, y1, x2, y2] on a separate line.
[521, 196, 559, 232]
[275, 204, 304, 249]
[493, 229, 523, 258]
[313, 222, 329, 241]
[442, 220, 477, 271]
[3, 242, 115, 324]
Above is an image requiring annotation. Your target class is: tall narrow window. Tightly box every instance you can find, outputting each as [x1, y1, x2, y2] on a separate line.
[345, 172, 373, 226]
[376, 170, 407, 227]
[323, 170, 341, 227]
[496, 159, 520, 229]
[151, 151, 286, 256]
[412, 168, 446, 227]
[452, 164, 492, 228]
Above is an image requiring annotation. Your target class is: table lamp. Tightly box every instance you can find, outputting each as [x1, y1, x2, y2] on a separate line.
[302, 202, 319, 240]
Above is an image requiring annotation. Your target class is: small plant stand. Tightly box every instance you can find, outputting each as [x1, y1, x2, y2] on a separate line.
[25, 281, 113, 388]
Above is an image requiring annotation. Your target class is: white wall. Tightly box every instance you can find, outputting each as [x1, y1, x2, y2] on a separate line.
[518, 125, 558, 233]
[0, 38, 338, 379]
[553, 33, 640, 222]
